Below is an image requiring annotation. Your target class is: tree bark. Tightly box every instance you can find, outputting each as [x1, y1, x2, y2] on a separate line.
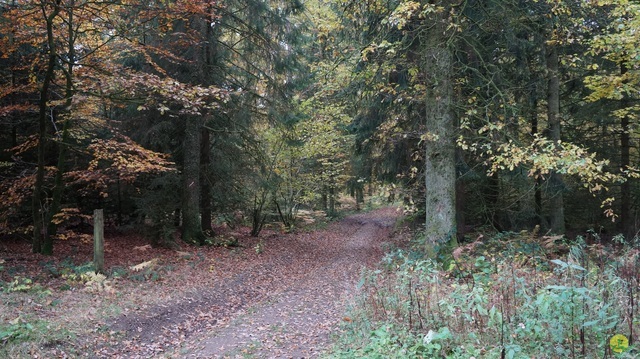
[45, 0, 76, 252]
[546, 42, 565, 234]
[182, 116, 205, 244]
[424, 2, 457, 253]
[200, 126, 212, 232]
[619, 62, 635, 239]
[356, 186, 364, 209]
[455, 174, 466, 242]
[33, 1, 62, 254]
[486, 172, 502, 231]
[530, 96, 543, 227]
[321, 185, 328, 211]
[328, 184, 336, 215]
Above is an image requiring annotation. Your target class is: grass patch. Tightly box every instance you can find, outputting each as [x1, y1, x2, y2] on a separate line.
[0, 316, 76, 358]
[329, 232, 640, 358]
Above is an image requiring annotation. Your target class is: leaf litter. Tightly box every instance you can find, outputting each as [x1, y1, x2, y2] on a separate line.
[0, 207, 402, 358]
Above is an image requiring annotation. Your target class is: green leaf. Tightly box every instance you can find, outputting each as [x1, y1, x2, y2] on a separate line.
[583, 320, 599, 327]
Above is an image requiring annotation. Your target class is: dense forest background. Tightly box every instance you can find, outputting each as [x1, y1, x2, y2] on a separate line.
[1, 0, 638, 255]
[3, 1, 640, 357]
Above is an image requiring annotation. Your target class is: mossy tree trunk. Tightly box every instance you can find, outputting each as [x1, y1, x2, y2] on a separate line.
[424, 1, 457, 254]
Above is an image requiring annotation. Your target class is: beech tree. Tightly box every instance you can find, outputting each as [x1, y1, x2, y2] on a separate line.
[0, 0, 131, 253]
[0, 1, 186, 252]
[585, 0, 640, 240]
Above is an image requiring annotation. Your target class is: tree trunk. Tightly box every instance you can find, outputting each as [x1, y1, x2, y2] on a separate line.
[33, 2, 62, 254]
[356, 186, 364, 210]
[44, 119, 70, 253]
[321, 185, 328, 211]
[546, 42, 565, 235]
[424, 2, 457, 253]
[250, 194, 266, 237]
[45, 2, 76, 251]
[486, 172, 502, 231]
[199, 4, 217, 235]
[530, 96, 543, 227]
[455, 177, 466, 242]
[200, 126, 212, 233]
[329, 185, 336, 215]
[182, 116, 205, 244]
[619, 62, 635, 239]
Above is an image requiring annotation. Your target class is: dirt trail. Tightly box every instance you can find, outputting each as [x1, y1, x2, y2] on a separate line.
[105, 208, 399, 358]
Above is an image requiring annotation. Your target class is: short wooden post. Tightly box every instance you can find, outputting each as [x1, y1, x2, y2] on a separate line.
[94, 209, 104, 273]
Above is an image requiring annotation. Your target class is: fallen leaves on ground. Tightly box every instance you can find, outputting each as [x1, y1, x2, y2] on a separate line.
[0, 207, 405, 358]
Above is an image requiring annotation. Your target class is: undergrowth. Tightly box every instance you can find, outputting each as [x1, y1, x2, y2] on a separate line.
[329, 231, 640, 358]
[0, 256, 175, 355]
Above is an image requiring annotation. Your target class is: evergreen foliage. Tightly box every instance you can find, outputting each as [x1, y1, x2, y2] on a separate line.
[0, 0, 638, 252]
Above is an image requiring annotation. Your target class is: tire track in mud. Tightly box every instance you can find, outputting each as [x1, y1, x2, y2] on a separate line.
[102, 208, 398, 358]
[186, 212, 395, 359]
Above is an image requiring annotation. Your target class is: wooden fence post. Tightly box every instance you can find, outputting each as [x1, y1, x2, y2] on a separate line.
[94, 209, 104, 273]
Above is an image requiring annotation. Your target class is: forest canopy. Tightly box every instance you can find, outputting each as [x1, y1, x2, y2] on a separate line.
[0, 0, 638, 254]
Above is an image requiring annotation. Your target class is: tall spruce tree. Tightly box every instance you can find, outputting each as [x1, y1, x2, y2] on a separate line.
[423, 0, 457, 250]
[119, 0, 306, 243]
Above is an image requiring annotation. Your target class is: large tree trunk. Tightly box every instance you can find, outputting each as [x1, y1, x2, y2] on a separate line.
[182, 116, 205, 244]
[33, 2, 62, 254]
[546, 42, 565, 235]
[424, 1, 457, 253]
[197, 4, 218, 235]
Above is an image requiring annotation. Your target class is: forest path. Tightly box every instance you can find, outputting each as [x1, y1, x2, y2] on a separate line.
[105, 207, 399, 358]
[186, 210, 394, 358]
